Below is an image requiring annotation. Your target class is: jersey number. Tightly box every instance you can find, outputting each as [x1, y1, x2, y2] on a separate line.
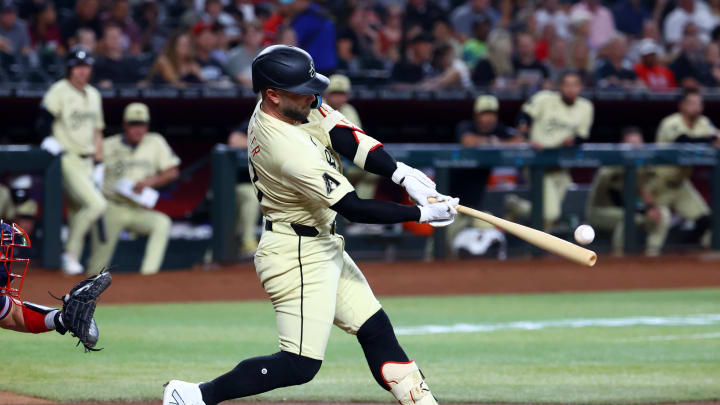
[323, 173, 340, 195]
[249, 159, 263, 202]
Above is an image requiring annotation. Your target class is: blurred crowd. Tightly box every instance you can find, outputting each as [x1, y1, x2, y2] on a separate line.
[3, 0, 720, 90]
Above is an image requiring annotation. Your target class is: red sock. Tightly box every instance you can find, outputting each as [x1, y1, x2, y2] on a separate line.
[21, 304, 52, 333]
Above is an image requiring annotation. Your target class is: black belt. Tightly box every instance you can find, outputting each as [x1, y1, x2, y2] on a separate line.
[265, 220, 336, 237]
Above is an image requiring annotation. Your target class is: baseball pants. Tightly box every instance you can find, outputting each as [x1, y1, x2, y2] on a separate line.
[254, 220, 382, 360]
[506, 169, 572, 230]
[62, 154, 107, 259]
[88, 201, 171, 274]
[587, 206, 671, 256]
[652, 179, 710, 220]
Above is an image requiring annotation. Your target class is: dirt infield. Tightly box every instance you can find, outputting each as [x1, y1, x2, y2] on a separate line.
[18, 254, 720, 306]
[6, 255, 720, 404]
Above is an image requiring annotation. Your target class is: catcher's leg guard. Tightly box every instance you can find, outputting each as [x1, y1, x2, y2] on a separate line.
[21, 301, 60, 333]
[381, 361, 438, 405]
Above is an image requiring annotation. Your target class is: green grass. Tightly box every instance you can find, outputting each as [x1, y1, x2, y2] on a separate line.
[2, 289, 720, 403]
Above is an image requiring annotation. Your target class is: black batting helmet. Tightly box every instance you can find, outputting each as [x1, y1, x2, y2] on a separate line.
[251, 45, 329, 96]
[66, 45, 95, 68]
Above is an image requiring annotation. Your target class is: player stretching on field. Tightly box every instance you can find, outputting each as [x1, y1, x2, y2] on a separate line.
[164, 45, 458, 405]
[0, 221, 111, 351]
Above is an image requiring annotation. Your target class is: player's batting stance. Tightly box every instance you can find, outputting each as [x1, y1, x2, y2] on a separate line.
[0, 221, 112, 351]
[164, 46, 458, 405]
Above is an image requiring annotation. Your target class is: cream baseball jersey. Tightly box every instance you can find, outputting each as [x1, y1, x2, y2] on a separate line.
[102, 133, 180, 203]
[522, 90, 594, 147]
[247, 101, 355, 227]
[41, 79, 105, 155]
[655, 112, 717, 143]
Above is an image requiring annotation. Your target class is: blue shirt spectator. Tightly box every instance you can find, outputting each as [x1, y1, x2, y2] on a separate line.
[289, 1, 337, 72]
[612, 0, 649, 37]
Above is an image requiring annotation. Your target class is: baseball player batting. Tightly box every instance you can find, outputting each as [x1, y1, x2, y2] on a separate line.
[163, 45, 458, 405]
[0, 221, 112, 351]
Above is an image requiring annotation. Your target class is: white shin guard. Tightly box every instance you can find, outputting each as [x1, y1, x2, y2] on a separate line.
[381, 361, 438, 404]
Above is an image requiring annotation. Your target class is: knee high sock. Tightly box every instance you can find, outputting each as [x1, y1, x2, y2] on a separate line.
[199, 351, 321, 405]
[356, 309, 409, 390]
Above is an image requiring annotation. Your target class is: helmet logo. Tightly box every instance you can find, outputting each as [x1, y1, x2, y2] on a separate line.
[309, 61, 315, 78]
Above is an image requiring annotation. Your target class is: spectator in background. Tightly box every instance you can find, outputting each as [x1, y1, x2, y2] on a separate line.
[391, 31, 433, 88]
[654, 90, 716, 247]
[224, 0, 255, 24]
[146, 31, 202, 86]
[404, 0, 445, 33]
[284, 0, 337, 74]
[506, 72, 594, 231]
[461, 16, 490, 69]
[595, 34, 639, 89]
[336, 5, 383, 70]
[200, 0, 240, 42]
[227, 21, 263, 88]
[626, 20, 666, 64]
[664, 0, 715, 45]
[634, 39, 676, 90]
[568, 38, 594, 86]
[192, 21, 230, 85]
[586, 127, 670, 257]
[544, 38, 568, 84]
[60, 0, 102, 44]
[377, 5, 403, 62]
[697, 42, 720, 86]
[670, 25, 707, 89]
[475, 28, 513, 88]
[93, 24, 140, 88]
[568, 8, 592, 45]
[612, 0, 650, 38]
[28, 1, 63, 55]
[0, 1, 30, 57]
[73, 27, 97, 54]
[102, 0, 142, 55]
[421, 42, 472, 90]
[451, 0, 499, 40]
[710, 0, 720, 28]
[432, 19, 461, 58]
[512, 32, 550, 90]
[137, 0, 166, 54]
[88, 103, 179, 275]
[275, 24, 296, 46]
[535, 24, 557, 62]
[534, 0, 570, 40]
[571, 0, 615, 50]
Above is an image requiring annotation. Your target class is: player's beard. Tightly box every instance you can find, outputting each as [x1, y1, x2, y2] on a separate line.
[281, 103, 311, 122]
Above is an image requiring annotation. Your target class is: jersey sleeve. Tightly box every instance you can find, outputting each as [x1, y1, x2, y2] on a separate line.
[154, 136, 181, 171]
[576, 101, 594, 139]
[281, 154, 355, 208]
[94, 90, 105, 130]
[655, 117, 674, 143]
[521, 91, 547, 119]
[41, 85, 62, 116]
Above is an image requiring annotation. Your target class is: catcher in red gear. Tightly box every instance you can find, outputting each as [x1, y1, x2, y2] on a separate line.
[0, 221, 111, 351]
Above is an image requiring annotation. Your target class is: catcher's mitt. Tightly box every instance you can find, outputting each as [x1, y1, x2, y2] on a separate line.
[55, 270, 112, 352]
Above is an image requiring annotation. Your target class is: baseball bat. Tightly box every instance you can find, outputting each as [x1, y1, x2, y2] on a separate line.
[429, 198, 597, 267]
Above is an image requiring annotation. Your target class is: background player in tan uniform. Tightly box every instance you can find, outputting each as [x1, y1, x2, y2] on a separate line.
[653, 90, 716, 245]
[227, 120, 261, 256]
[165, 45, 458, 405]
[37, 45, 106, 275]
[586, 128, 671, 256]
[88, 103, 180, 275]
[505, 71, 594, 230]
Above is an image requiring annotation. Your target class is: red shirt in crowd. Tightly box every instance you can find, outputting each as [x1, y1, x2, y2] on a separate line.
[634, 63, 677, 90]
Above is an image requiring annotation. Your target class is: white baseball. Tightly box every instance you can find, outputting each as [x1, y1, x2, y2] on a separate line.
[574, 224, 595, 245]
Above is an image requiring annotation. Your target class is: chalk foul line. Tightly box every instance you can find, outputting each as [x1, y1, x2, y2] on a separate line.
[394, 314, 720, 336]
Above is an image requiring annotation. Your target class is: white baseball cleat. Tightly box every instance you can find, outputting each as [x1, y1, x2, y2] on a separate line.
[61, 252, 84, 275]
[163, 380, 206, 405]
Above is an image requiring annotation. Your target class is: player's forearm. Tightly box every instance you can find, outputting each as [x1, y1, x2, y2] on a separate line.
[146, 166, 180, 188]
[35, 108, 54, 139]
[329, 126, 396, 178]
[331, 191, 420, 224]
[94, 130, 103, 161]
[675, 134, 717, 143]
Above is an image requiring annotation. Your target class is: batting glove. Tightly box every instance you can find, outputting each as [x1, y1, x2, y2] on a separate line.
[393, 162, 440, 206]
[419, 197, 459, 227]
